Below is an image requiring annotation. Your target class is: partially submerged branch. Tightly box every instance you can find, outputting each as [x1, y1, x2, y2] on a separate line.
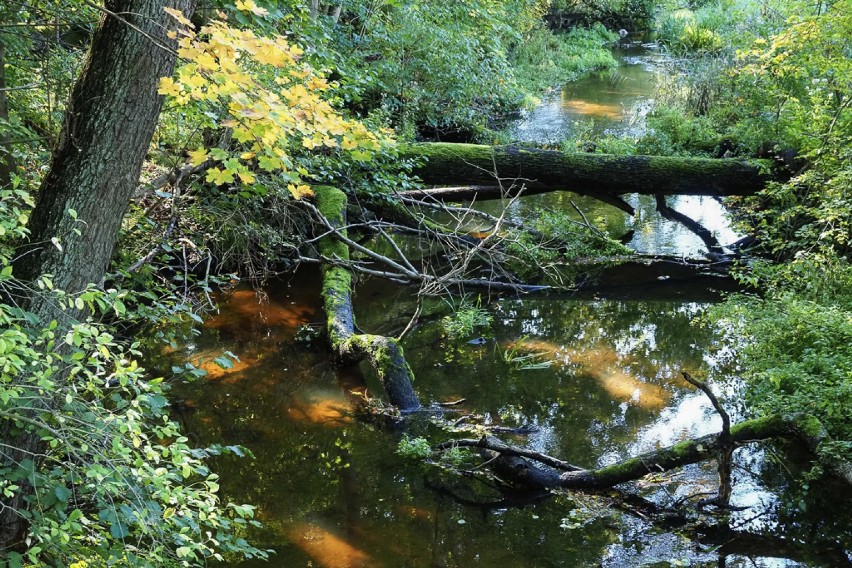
[682, 372, 733, 506]
[655, 194, 722, 253]
[440, 413, 852, 491]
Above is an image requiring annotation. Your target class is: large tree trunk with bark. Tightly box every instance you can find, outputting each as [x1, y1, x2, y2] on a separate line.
[398, 143, 775, 199]
[0, 0, 193, 549]
[315, 186, 421, 412]
[14, 0, 193, 320]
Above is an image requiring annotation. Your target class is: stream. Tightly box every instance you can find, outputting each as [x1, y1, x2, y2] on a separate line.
[161, 44, 852, 567]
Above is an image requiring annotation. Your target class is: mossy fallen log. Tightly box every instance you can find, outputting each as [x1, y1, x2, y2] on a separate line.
[315, 185, 421, 412]
[441, 413, 852, 491]
[398, 143, 775, 199]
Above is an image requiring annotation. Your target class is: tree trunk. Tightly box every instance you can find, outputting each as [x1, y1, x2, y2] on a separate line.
[14, 0, 194, 320]
[315, 186, 421, 412]
[398, 143, 775, 199]
[1, 0, 194, 549]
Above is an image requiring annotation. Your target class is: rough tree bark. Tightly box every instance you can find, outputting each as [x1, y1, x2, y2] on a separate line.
[398, 143, 775, 199]
[13, 0, 194, 320]
[1, 0, 194, 549]
[315, 186, 421, 412]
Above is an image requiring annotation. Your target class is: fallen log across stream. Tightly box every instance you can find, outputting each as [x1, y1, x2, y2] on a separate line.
[314, 186, 421, 412]
[437, 412, 852, 491]
[398, 143, 776, 200]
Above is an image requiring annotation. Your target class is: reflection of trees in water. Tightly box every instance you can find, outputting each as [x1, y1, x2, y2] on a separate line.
[169, 280, 852, 567]
[400, 297, 715, 468]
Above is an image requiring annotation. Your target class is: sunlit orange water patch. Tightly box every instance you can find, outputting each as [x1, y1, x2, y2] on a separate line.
[503, 339, 671, 410]
[567, 347, 671, 410]
[287, 391, 353, 427]
[560, 99, 623, 120]
[189, 344, 280, 384]
[204, 288, 316, 331]
[286, 523, 375, 568]
[194, 352, 258, 380]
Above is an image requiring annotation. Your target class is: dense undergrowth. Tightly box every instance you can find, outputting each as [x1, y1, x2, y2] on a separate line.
[632, 0, 852, 448]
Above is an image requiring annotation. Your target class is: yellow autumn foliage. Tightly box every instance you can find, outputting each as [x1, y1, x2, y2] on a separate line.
[158, 10, 385, 200]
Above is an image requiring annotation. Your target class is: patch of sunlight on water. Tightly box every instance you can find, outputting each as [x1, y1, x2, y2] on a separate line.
[503, 338, 673, 410]
[204, 288, 316, 332]
[191, 346, 274, 382]
[286, 390, 353, 427]
[285, 523, 374, 568]
[559, 99, 624, 119]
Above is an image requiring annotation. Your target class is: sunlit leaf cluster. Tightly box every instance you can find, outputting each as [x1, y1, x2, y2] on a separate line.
[159, 11, 384, 199]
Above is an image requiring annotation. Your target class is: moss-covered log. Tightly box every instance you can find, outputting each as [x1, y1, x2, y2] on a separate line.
[443, 413, 852, 491]
[315, 186, 421, 411]
[398, 143, 775, 199]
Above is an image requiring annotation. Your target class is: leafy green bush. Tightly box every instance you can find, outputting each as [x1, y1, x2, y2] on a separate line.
[636, 106, 720, 155]
[708, 260, 852, 447]
[678, 23, 722, 52]
[397, 436, 432, 460]
[0, 180, 264, 565]
[0, 290, 268, 565]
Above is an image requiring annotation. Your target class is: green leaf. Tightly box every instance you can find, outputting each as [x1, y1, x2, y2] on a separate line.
[54, 485, 72, 503]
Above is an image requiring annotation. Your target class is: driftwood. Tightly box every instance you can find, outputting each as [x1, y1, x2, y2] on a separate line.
[314, 186, 421, 411]
[398, 143, 775, 199]
[439, 413, 852, 492]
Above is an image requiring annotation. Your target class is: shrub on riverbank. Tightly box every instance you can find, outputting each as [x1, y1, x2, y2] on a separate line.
[510, 24, 619, 93]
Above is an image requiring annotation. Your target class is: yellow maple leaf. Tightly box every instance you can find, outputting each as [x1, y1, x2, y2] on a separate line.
[235, 0, 269, 15]
[157, 77, 181, 97]
[196, 52, 218, 71]
[340, 135, 357, 150]
[188, 148, 209, 166]
[206, 167, 235, 185]
[255, 47, 291, 68]
[238, 171, 256, 184]
[163, 7, 192, 27]
[184, 73, 206, 90]
[287, 184, 314, 200]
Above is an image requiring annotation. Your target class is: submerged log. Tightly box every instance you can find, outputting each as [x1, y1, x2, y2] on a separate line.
[398, 143, 775, 199]
[442, 413, 852, 491]
[315, 186, 421, 412]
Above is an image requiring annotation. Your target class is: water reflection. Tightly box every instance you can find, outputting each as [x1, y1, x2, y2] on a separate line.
[510, 43, 660, 143]
[158, 273, 852, 567]
[285, 523, 374, 568]
[159, 39, 848, 563]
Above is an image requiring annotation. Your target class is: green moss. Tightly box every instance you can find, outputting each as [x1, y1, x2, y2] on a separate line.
[794, 414, 826, 440]
[314, 186, 350, 261]
[670, 439, 701, 458]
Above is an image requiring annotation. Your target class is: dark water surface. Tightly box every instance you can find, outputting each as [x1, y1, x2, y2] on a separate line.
[165, 273, 852, 567]
[163, 44, 852, 567]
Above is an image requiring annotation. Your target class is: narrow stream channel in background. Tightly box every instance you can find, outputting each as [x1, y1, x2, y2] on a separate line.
[157, 43, 852, 567]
